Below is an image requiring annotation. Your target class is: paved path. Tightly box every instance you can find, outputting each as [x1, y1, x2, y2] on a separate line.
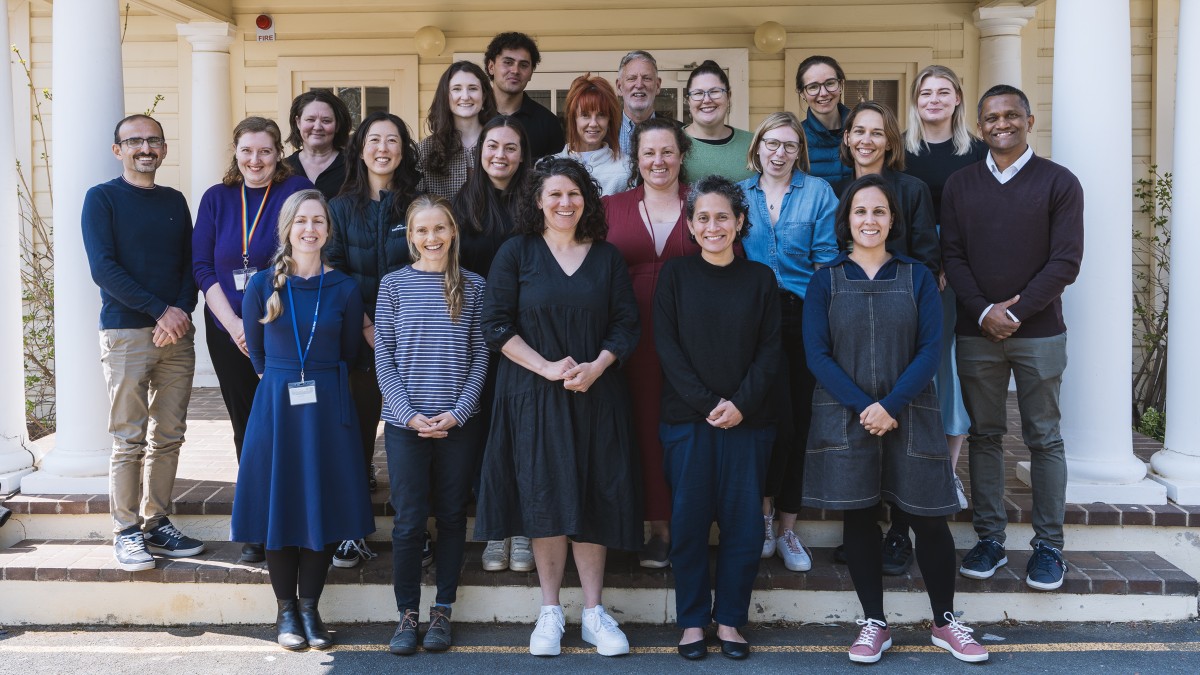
[1, 621, 1198, 674]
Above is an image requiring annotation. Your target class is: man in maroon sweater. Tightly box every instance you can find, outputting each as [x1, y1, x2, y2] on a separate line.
[941, 85, 1084, 592]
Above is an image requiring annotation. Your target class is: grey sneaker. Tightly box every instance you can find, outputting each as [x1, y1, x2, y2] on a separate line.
[422, 604, 453, 652]
[761, 512, 776, 559]
[482, 539, 509, 571]
[114, 526, 155, 571]
[953, 475, 969, 509]
[510, 536, 535, 572]
[776, 528, 812, 572]
[144, 517, 205, 557]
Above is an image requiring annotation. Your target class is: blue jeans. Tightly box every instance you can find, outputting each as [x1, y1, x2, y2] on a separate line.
[385, 422, 482, 611]
[956, 334, 1068, 549]
[661, 421, 774, 628]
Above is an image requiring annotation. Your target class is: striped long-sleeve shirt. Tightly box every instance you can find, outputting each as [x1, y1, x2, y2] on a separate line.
[374, 265, 488, 427]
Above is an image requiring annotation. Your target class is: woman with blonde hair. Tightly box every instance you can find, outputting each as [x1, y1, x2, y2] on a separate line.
[737, 111, 839, 573]
[554, 73, 630, 195]
[375, 196, 488, 654]
[232, 189, 375, 651]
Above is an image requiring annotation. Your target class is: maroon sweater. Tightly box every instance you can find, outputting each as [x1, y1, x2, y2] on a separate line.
[941, 153, 1083, 338]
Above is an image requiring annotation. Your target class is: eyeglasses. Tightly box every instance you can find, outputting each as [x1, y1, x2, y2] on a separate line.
[801, 78, 842, 97]
[761, 139, 801, 155]
[686, 87, 728, 102]
[118, 136, 165, 149]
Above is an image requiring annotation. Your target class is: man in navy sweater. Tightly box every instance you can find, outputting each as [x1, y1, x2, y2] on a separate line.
[941, 85, 1084, 592]
[82, 114, 205, 571]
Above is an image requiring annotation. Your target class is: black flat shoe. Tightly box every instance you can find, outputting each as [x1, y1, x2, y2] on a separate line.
[239, 542, 265, 563]
[720, 638, 750, 660]
[678, 638, 707, 660]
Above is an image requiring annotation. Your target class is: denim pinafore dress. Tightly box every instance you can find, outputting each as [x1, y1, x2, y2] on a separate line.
[802, 261, 959, 517]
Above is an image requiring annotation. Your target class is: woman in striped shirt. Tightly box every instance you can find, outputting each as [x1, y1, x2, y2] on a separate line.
[374, 195, 488, 655]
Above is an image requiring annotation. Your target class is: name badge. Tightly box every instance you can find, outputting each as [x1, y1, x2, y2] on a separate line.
[233, 267, 258, 291]
[288, 380, 317, 406]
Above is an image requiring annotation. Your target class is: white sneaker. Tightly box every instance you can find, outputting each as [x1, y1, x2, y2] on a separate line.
[777, 528, 813, 571]
[954, 475, 969, 509]
[762, 513, 776, 559]
[529, 605, 565, 656]
[581, 605, 630, 656]
[510, 536, 535, 572]
[482, 539, 509, 571]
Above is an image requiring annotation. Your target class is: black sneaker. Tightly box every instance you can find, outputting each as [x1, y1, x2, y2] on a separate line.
[114, 525, 155, 571]
[422, 604, 453, 652]
[881, 530, 913, 576]
[959, 539, 1008, 579]
[833, 544, 847, 564]
[390, 609, 420, 655]
[638, 534, 671, 569]
[332, 539, 376, 569]
[1025, 542, 1067, 590]
[368, 463, 379, 492]
[422, 531, 434, 568]
[144, 517, 205, 557]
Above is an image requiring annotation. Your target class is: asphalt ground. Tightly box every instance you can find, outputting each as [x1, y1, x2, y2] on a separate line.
[1, 620, 1199, 674]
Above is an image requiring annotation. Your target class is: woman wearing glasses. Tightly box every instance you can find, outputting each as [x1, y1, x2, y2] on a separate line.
[795, 55, 854, 189]
[736, 112, 839, 574]
[682, 60, 753, 183]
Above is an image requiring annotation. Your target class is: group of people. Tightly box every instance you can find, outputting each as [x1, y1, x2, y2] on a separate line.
[82, 29, 1082, 665]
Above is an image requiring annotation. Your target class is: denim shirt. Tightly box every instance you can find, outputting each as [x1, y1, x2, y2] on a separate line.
[737, 169, 839, 299]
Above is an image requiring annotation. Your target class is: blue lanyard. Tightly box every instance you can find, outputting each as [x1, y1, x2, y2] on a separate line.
[285, 266, 324, 381]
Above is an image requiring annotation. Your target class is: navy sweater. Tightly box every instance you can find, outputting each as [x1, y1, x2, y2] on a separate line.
[82, 177, 196, 329]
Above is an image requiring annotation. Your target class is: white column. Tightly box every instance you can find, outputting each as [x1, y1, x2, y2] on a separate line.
[0, 0, 35, 492]
[177, 22, 236, 388]
[1150, 0, 1200, 503]
[973, 5, 1036, 92]
[19, 0, 124, 494]
[1047, 0, 1166, 504]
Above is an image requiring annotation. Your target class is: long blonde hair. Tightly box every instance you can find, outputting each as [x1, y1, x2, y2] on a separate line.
[406, 195, 468, 322]
[904, 65, 978, 156]
[260, 189, 329, 324]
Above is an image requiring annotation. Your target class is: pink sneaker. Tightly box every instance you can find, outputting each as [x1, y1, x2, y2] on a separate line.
[931, 612, 989, 663]
[848, 618, 892, 663]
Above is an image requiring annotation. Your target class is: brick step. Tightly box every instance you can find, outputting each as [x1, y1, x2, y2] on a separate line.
[1, 540, 1195, 625]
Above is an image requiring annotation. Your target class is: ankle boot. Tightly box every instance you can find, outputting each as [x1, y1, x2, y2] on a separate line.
[275, 598, 307, 650]
[297, 597, 334, 650]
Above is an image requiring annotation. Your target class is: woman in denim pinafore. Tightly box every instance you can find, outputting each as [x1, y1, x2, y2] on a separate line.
[802, 175, 988, 665]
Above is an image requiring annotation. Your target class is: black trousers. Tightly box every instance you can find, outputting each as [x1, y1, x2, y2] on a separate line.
[765, 294, 816, 513]
[204, 311, 259, 461]
[348, 365, 383, 472]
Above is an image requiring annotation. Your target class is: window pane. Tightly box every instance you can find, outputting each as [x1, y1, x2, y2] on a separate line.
[844, 80, 871, 107]
[555, 90, 569, 127]
[654, 89, 679, 122]
[873, 80, 900, 119]
[365, 87, 390, 116]
[526, 90, 553, 112]
[338, 86, 363, 128]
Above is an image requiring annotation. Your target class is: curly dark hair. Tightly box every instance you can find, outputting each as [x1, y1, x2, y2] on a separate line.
[626, 117, 692, 190]
[515, 157, 607, 243]
[686, 174, 752, 240]
[834, 173, 903, 249]
[484, 32, 541, 71]
[424, 61, 497, 177]
[285, 90, 351, 152]
[338, 111, 422, 224]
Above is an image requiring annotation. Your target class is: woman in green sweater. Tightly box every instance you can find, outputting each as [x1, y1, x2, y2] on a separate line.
[682, 60, 754, 183]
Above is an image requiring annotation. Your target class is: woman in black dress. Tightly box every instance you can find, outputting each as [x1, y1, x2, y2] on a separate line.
[474, 157, 640, 658]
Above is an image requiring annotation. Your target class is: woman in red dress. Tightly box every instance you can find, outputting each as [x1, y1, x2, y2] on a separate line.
[602, 117, 699, 568]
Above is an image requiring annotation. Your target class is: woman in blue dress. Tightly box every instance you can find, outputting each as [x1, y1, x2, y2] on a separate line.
[232, 189, 375, 652]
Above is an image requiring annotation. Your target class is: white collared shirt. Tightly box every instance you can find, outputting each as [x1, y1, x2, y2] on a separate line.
[985, 144, 1034, 184]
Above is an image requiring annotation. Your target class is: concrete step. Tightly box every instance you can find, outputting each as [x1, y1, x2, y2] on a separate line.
[1, 540, 1195, 626]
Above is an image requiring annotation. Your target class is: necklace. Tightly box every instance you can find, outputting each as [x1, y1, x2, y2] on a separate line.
[638, 194, 683, 257]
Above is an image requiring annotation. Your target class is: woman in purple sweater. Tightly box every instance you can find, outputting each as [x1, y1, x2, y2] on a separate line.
[192, 116, 312, 563]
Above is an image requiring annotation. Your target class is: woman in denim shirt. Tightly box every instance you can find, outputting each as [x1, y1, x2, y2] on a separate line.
[736, 111, 838, 574]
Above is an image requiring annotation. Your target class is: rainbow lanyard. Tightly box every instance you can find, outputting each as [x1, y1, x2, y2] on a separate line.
[240, 182, 272, 269]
